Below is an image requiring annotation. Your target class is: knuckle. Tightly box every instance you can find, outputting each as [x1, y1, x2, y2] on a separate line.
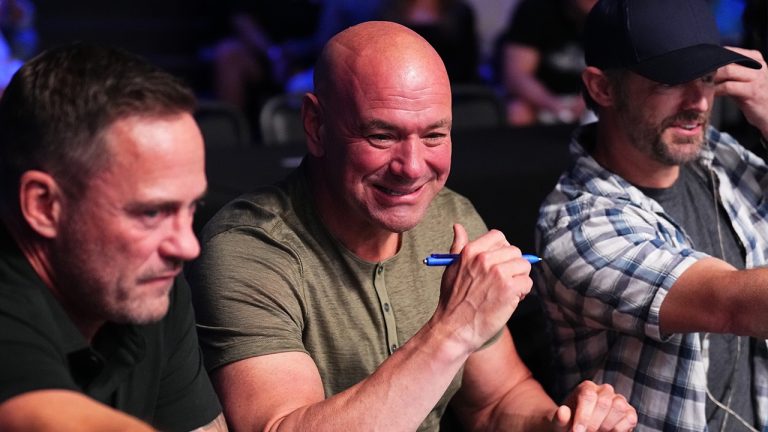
[488, 228, 507, 241]
[489, 262, 506, 281]
[596, 394, 612, 411]
[461, 242, 478, 257]
[611, 395, 628, 412]
[580, 389, 598, 402]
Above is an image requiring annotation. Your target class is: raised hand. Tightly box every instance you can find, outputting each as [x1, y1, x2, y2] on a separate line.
[431, 224, 533, 355]
[715, 47, 768, 138]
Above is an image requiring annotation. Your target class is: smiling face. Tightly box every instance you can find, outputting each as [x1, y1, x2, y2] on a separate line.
[322, 61, 452, 235]
[308, 22, 452, 248]
[50, 113, 207, 327]
[613, 71, 715, 165]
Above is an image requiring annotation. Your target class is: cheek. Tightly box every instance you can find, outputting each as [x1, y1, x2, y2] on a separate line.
[97, 225, 159, 271]
[427, 147, 451, 179]
[345, 148, 390, 180]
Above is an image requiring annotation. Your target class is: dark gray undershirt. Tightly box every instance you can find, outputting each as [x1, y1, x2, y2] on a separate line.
[639, 163, 756, 431]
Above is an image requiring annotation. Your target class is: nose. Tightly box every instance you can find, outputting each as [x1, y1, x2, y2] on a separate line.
[389, 137, 426, 180]
[682, 79, 712, 113]
[159, 210, 201, 262]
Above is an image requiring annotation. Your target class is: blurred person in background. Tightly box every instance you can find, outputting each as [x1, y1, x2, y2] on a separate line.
[211, 0, 386, 126]
[496, 0, 596, 126]
[0, 0, 36, 60]
[0, 0, 36, 95]
[382, 0, 482, 84]
[210, 1, 320, 120]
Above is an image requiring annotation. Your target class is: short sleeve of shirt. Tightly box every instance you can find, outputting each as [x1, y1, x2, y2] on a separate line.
[187, 224, 307, 372]
[538, 192, 703, 341]
[0, 290, 80, 402]
[151, 278, 222, 432]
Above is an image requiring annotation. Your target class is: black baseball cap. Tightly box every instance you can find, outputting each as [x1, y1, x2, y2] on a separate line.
[584, 0, 761, 85]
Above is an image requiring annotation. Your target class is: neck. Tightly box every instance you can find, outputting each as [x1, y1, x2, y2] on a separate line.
[316, 194, 401, 262]
[308, 167, 401, 263]
[338, 229, 400, 262]
[7, 219, 103, 342]
[592, 119, 680, 189]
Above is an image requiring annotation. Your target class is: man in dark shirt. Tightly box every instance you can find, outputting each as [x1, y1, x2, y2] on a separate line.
[0, 43, 226, 431]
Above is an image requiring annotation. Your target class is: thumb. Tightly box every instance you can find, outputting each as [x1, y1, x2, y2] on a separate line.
[450, 224, 469, 254]
[550, 405, 571, 432]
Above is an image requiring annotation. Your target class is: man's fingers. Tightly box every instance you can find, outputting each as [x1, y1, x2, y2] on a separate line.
[724, 45, 765, 62]
[714, 79, 752, 98]
[597, 394, 636, 431]
[571, 395, 596, 431]
[583, 385, 616, 431]
[715, 48, 765, 86]
[565, 382, 637, 432]
[611, 411, 639, 432]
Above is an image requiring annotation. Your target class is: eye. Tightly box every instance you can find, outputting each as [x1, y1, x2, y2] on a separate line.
[130, 205, 174, 227]
[369, 134, 390, 141]
[140, 208, 163, 223]
[423, 132, 448, 146]
[367, 134, 395, 147]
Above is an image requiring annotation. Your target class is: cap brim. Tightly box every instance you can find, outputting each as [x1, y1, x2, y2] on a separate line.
[632, 44, 762, 85]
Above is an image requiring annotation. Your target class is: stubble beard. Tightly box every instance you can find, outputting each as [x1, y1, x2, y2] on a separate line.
[53, 219, 172, 327]
[619, 104, 708, 166]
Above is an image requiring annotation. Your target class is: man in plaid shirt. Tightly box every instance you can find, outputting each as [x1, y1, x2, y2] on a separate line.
[536, 0, 768, 430]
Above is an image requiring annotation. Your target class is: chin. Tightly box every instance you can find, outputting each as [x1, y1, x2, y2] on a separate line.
[375, 210, 426, 233]
[116, 296, 171, 325]
[381, 221, 419, 234]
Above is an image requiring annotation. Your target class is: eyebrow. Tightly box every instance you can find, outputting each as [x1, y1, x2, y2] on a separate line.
[361, 118, 451, 131]
[124, 187, 209, 212]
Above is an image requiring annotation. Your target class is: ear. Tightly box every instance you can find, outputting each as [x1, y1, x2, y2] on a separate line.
[302, 92, 325, 157]
[582, 66, 616, 108]
[18, 170, 64, 239]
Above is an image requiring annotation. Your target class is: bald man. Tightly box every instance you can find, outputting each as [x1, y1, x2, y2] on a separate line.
[188, 21, 636, 431]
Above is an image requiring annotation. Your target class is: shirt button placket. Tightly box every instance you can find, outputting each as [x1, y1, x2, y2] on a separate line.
[373, 263, 399, 355]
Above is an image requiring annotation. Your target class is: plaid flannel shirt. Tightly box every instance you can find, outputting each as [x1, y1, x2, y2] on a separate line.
[535, 124, 768, 432]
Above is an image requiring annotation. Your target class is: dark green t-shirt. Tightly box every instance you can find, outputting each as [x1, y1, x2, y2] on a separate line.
[0, 227, 222, 431]
[189, 166, 488, 431]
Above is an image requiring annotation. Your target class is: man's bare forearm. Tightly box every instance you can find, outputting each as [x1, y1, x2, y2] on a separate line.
[269, 323, 471, 431]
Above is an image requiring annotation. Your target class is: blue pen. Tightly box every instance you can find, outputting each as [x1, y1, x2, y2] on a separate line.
[423, 253, 542, 266]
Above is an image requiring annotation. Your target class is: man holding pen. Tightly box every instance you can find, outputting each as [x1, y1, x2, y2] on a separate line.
[188, 21, 636, 431]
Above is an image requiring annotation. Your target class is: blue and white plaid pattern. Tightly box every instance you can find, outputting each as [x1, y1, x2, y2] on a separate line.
[535, 124, 768, 431]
